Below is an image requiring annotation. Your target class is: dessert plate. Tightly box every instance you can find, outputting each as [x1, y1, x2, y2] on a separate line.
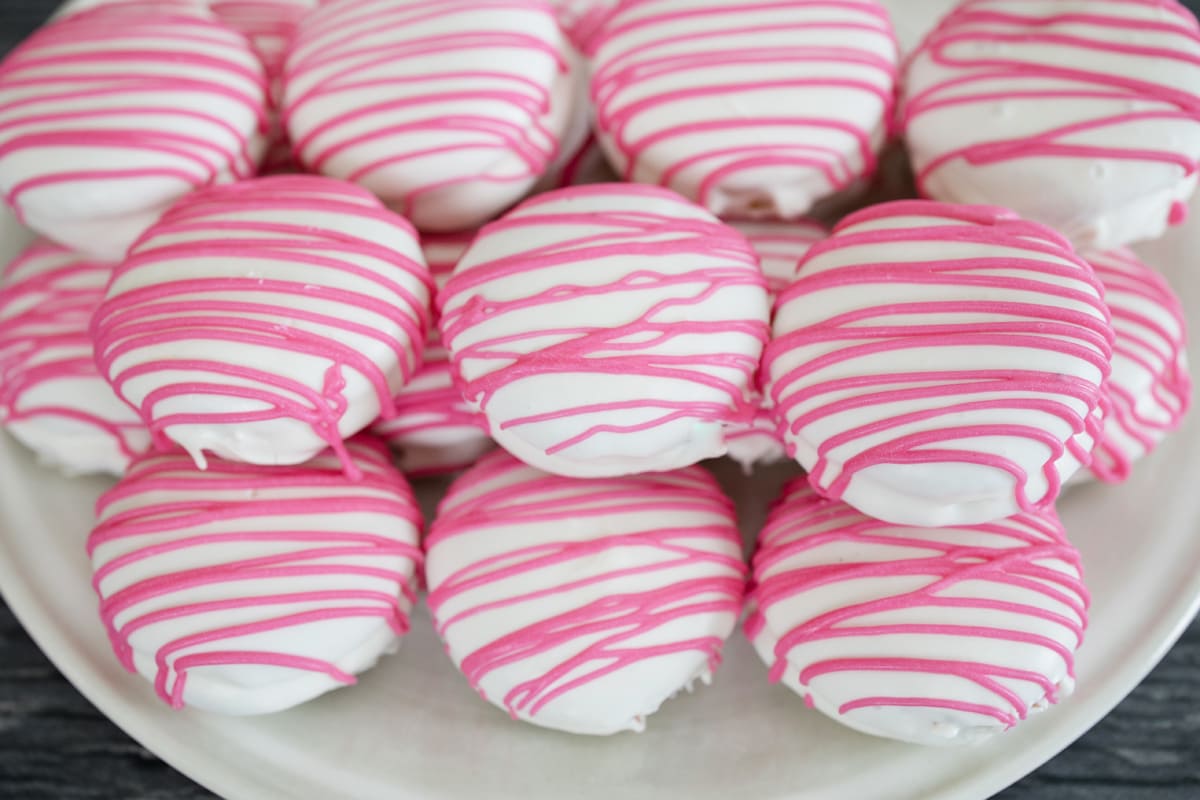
[2, 3, 1200, 798]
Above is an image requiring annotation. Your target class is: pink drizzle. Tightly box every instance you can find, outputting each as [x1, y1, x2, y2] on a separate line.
[425, 449, 746, 720]
[746, 478, 1089, 729]
[589, 0, 898, 213]
[764, 200, 1114, 516]
[0, 240, 148, 469]
[1085, 248, 1191, 482]
[282, 0, 571, 219]
[903, 0, 1200, 226]
[91, 175, 433, 477]
[0, 3, 267, 217]
[438, 184, 768, 459]
[373, 231, 493, 476]
[88, 437, 422, 709]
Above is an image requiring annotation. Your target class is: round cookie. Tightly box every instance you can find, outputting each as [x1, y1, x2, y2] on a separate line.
[424, 449, 746, 734]
[724, 220, 826, 470]
[1085, 248, 1190, 482]
[88, 436, 423, 715]
[0, 240, 150, 475]
[282, 0, 587, 232]
[91, 175, 433, 475]
[0, 2, 268, 260]
[764, 200, 1113, 527]
[746, 478, 1088, 746]
[438, 184, 770, 478]
[902, 0, 1200, 250]
[589, 0, 898, 219]
[372, 231, 493, 476]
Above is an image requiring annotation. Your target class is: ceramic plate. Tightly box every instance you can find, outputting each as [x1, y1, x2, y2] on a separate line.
[3, 2, 1200, 798]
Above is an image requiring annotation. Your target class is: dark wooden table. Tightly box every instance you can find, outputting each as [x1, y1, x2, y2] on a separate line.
[3, 2, 1200, 798]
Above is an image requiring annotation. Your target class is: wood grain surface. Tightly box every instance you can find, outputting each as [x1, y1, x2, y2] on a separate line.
[1, 1, 1199, 798]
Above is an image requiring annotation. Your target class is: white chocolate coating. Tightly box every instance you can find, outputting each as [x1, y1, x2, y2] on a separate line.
[764, 201, 1113, 527]
[0, 240, 149, 475]
[589, 0, 898, 219]
[424, 449, 746, 734]
[746, 479, 1088, 746]
[91, 175, 433, 472]
[0, 2, 268, 260]
[438, 184, 770, 478]
[902, 0, 1200, 250]
[88, 437, 423, 715]
[283, 0, 586, 232]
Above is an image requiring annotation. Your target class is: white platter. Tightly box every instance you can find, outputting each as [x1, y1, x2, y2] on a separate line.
[3, 2, 1200, 797]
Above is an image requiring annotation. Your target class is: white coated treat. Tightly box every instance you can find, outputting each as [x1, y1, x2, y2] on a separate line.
[438, 184, 770, 478]
[0, 2, 268, 260]
[283, 0, 587, 232]
[589, 0, 898, 219]
[724, 220, 826, 470]
[372, 231, 494, 476]
[764, 200, 1113, 527]
[0, 240, 150, 475]
[746, 479, 1088, 747]
[902, 0, 1200, 250]
[1085, 248, 1191, 481]
[91, 175, 433, 473]
[424, 449, 747, 735]
[87, 438, 423, 715]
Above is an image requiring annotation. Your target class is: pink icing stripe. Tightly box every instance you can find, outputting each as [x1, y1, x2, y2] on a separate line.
[1084, 248, 1191, 481]
[746, 479, 1088, 728]
[0, 4, 267, 211]
[590, 0, 896, 208]
[90, 175, 432, 476]
[283, 0, 569, 214]
[903, 0, 1200, 219]
[425, 450, 745, 719]
[764, 200, 1113, 515]
[437, 185, 768, 456]
[88, 438, 422, 709]
[0, 240, 147, 466]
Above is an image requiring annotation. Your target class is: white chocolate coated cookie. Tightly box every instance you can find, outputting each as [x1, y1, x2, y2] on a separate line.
[88, 437, 423, 715]
[902, 0, 1200, 250]
[0, 2, 267, 260]
[1085, 248, 1190, 481]
[425, 449, 746, 734]
[0, 240, 149, 475]
[283, 0, 586, 232]
[764, 200, 1113, 527]
[746, 479, 1087, 746]
[439, 184, 770, 478]
[590, 0, 898, 219]
[91, 175, 433, 474]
